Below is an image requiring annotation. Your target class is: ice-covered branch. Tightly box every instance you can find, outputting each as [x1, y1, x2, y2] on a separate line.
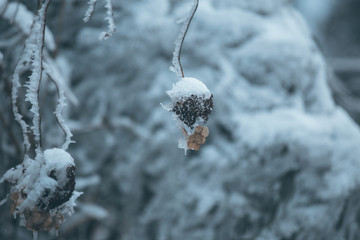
[172, 0, 199, 79]
[99, 0, 116, 40]
[83, 0, 98, 23]
[44, 62, 74, 150]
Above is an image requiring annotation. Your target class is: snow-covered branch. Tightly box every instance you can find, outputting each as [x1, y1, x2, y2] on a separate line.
[0, 0, 55, 51]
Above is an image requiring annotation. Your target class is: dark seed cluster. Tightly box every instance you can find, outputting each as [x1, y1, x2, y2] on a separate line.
[172, 94, 213, 129]
[38, 165, 75, 211]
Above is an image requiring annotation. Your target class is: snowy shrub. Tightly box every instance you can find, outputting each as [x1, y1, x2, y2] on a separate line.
[2, 0, 360, 240]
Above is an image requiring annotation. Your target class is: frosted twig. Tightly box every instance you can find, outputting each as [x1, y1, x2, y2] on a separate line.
[11, 0, 51, 154]
[172, 0, 199, 79]
[0, 1, 56, 51]
[83, 0, 116, 40]
[44, 62, 74, 150]
[83, 0, 98, 23]
[25, 0, 51, 151]
[98, 0, 116, 40]
[11, 48, 31, 154]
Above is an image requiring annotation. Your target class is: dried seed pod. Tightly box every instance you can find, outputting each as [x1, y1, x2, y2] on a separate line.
[37, 148, 76, 211]
[3, 148, 79, 232]
[186, 125, 209, 151]
[166, 77, 213, 129]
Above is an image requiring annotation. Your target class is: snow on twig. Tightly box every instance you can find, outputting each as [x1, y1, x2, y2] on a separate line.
[83, 0, 98, 23]
[99, 0, 116, 40]
[172, 0, 199, 79]
[83, 0, 116, 40]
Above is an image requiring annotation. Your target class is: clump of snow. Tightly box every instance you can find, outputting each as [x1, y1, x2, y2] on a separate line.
[43, 148, 74, 187]
[166, 77, 211, 100]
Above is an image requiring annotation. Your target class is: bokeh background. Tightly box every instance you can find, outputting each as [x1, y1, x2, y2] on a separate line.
[2, 0, 360, 239]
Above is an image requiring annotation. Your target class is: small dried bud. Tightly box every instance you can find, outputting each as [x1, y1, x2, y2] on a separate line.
[186, 126, 209, 150]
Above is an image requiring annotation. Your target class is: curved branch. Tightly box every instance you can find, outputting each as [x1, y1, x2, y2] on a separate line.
[44, 63, 74, 150]
[172, 0, 199, 79]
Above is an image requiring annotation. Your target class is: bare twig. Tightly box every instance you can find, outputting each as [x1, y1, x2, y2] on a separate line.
[172, 0, 199, 78]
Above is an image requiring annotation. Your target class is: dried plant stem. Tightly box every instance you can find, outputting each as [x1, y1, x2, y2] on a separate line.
[172, 0, 199, 79]
[11, 0, 51, 155]
[45, 69, 73, 150]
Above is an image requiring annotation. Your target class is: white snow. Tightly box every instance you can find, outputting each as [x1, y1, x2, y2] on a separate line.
[166, 77, 211, 100]
[43, 148, 74, 187]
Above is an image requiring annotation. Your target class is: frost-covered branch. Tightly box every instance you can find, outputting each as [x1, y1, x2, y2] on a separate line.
[172, 0, 199, 79]
[83, 0, 98, 23]
[44, 62, 74, 150]
[11, 0, 51, 154]
[0, 0, 56, 50]
[99, 0, 115, 40]
[83, 0, 116, 40]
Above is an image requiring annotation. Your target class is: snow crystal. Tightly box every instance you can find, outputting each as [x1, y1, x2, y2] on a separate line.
[166, 77, 211, 100]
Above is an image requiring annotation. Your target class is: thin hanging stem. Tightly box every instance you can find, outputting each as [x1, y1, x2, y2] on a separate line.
[172, 0, 199, 79]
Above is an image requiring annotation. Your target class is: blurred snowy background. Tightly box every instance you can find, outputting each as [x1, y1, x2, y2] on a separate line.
[1, 0, 360, 239]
